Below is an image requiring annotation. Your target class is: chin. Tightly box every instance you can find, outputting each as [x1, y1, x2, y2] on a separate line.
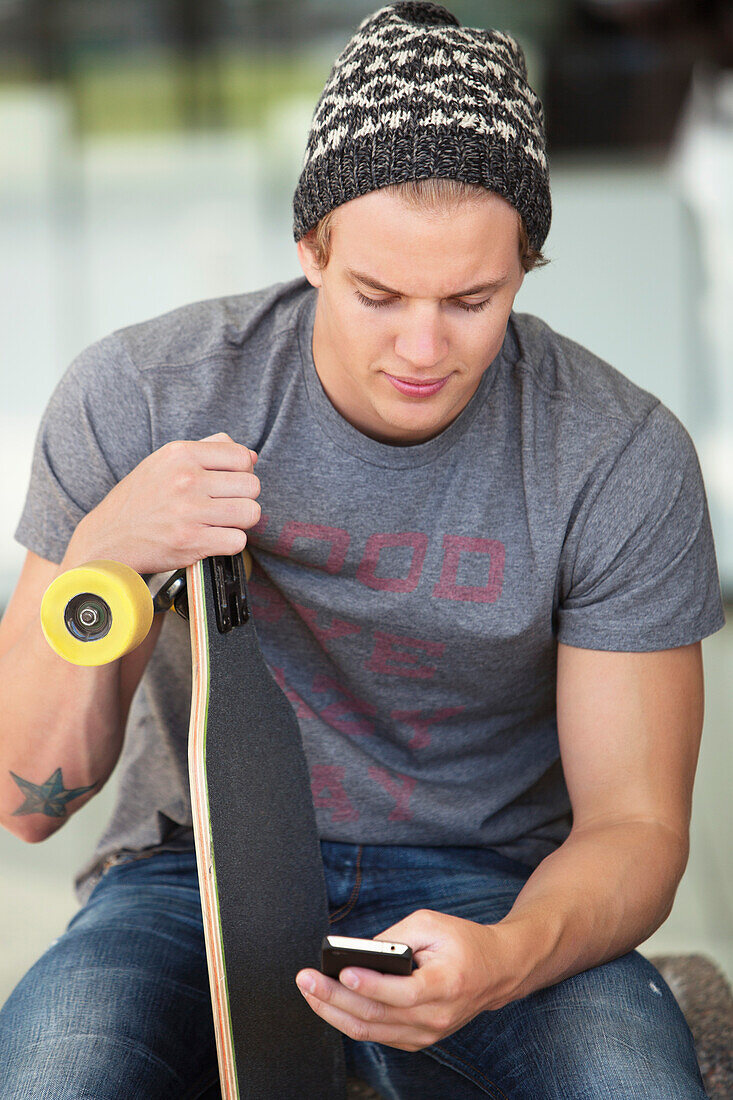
[382, 415, 444, 441]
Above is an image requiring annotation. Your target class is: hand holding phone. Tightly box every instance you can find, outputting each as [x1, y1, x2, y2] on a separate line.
[321, 934, 414, 978]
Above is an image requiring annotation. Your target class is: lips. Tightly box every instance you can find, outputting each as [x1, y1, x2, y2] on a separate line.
[384, 373, 450, 397]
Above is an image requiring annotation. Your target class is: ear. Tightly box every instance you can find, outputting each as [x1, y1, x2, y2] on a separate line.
[297, 238, 323, 289]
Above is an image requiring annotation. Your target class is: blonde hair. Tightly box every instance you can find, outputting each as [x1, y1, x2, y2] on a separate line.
[301, 178, 549, 273]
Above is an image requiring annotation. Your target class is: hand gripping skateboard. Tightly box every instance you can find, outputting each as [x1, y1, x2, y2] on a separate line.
[41, 553, 347, 1100]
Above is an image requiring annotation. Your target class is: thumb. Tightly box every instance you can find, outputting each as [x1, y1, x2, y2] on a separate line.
[374, 910, 446, 954]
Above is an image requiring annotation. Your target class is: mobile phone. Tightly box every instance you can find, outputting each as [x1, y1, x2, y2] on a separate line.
[321, 934, 414, 978]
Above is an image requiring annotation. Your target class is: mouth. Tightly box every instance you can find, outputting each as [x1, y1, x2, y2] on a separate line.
[384, 373, 450, 397]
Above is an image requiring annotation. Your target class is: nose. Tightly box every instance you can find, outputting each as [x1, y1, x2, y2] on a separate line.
[393, 303, 448, 370]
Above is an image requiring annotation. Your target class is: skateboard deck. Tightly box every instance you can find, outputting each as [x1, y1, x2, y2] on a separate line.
[187, 555, 346, 1098]
[40, 553, 347, 1099]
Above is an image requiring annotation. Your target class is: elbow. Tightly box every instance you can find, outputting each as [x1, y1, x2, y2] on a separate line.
[655, 826, 690, 918]
[659, 823, 690, 885]
[1, 812, 65, 844]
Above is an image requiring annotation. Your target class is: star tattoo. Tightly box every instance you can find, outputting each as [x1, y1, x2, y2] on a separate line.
[10, 768, 97, 818]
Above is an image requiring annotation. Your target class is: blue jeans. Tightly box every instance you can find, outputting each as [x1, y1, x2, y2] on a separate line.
[0, 844, 708, 1099]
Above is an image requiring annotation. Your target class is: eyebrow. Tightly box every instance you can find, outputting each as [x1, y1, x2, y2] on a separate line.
[347, 268, 507, 298]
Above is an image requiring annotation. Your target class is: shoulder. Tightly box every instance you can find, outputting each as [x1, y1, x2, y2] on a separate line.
[502, 311, 701, 479]
[52, 276, 312, 429]
[105, 276, 311, 375]
[506, 310, 661, 432]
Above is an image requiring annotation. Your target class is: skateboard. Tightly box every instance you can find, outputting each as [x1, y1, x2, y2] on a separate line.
[40, 552, 347, 1099]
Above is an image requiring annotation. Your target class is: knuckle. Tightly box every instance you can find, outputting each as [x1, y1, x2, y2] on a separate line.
[226, 528, 247, 554]
[200, 431, 231, 443]
[174, 523, 198, 554]
[195, 539, 214, 562]
[444, 975, 464, 1002]
[348, 1020, 370, 1042]
[365, 1000, 386, 1023]
[235, 501, 258, 529]
[217, 530, 242, 556]
[166, 440, 193, 468]
[433, 1009, 453, 1032]
[173, 468, 197, 494]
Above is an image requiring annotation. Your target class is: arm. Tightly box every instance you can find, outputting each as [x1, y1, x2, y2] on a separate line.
[0, 434, 261, 843]
[293, 410, 718, 1046]
[490, 640, 704, 1005]
[0, 548, 163, 843]
[294, 640, 706, 1048]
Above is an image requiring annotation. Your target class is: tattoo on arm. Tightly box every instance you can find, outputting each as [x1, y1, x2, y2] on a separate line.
[10, 768, 97, 818]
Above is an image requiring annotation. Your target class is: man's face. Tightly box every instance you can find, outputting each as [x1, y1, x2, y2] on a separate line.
[297, 187, 525, 445]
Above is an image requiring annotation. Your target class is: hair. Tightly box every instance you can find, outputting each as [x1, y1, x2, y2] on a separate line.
[301, 178, 550, 273]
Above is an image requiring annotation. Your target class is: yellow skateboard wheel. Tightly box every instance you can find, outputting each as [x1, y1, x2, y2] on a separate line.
[41, 560, 154, 666]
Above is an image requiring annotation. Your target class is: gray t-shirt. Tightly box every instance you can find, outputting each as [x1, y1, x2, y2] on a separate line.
[15, 276, 725, 902]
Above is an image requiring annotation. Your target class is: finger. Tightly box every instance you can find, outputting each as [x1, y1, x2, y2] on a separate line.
[299, 971, 395, 1025]
[337, 965, 429, 1009]
[194, 441, 258, 472]
[297, 968, 444, 1040]
[298, 966, 423, 1020]
[192, 525, 249, 558]
[202, 498, 262, 530]
[297, 985, 432, 1051]
[198, 433, 258, 463]
[204, 471, 261, 500]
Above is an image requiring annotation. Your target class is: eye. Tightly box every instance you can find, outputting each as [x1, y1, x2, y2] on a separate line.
[354, 290, 490, 313]
[453, 298, 490, 313]
[355, 290, 391, 310]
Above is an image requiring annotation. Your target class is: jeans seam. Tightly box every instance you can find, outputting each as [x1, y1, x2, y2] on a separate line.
[431, 1043, 511, 1100]
[328, 845, 363, 924]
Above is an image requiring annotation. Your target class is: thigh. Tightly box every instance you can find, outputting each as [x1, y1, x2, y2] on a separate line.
[321, 843, 707, 1100]
[0, 850, 218, 1100]
[437, 950, 708, 1100]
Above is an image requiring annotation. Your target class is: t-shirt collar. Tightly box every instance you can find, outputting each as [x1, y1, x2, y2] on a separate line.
[297, 287, 508, 470]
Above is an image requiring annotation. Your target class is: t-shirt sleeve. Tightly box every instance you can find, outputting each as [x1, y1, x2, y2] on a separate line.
[556, 402, 726, 651]
[14, 333, 152, 564]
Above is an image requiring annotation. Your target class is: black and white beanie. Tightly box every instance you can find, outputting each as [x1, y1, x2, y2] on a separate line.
[292, 1, 551, 252]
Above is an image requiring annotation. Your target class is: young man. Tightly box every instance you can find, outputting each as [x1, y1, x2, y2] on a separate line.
[0, 2, 725, 1097]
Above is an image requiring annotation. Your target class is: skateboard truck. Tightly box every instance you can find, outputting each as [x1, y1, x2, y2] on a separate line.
[208, 554, 250, 633]
[152, 569, 189, 620]
[152, 555, 249, 634]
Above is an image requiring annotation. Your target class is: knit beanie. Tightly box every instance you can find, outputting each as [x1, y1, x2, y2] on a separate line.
[292, 1, 551, 252]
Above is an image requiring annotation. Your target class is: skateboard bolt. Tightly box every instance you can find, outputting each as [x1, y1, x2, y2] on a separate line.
[64, 593, 112, 642]
[79, 606, 100, 627]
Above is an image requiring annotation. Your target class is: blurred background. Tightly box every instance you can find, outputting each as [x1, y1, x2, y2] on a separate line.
[0, 0, 731, 1005]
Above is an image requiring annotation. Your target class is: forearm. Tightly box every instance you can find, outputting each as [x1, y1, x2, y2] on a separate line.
[0, 530, 145, 843]
[489, 819, 688, 1008]
[0, 610, 123, 842]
